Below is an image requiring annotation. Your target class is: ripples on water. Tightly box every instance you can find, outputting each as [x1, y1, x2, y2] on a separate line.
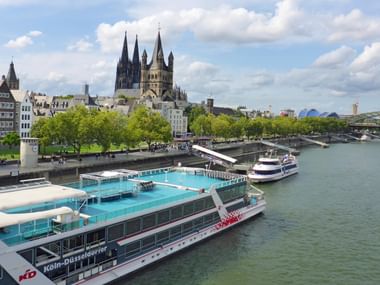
[115, 143, 380, 285]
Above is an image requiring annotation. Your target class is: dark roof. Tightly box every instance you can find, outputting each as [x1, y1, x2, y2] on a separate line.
[149, 31, 168, 69]
[7, 61, 18, 82]
[212, 106, 237, 116]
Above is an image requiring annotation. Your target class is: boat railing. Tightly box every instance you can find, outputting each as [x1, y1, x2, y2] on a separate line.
[88, 192, 192, 224]
[138, 167, 173, 177]
[248, 184, 265, 200]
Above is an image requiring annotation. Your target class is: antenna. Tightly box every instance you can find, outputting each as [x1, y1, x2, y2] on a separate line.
[158, 22, 161, 32]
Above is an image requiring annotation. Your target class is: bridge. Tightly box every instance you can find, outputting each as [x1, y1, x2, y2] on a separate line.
[345, 112, 380, 129]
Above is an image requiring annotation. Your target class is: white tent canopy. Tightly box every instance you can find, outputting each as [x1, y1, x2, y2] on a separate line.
[192, 145, 237, 164]
[0, 207, 73, 228]
[0, 184, 87, 211]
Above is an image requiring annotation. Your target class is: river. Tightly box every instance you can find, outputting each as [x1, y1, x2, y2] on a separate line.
[115, 142, 380, 285]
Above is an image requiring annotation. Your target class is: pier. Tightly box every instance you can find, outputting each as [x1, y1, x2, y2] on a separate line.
[343, 134, 360, 141]
[365, 133, 380, 139]
[260, 140, 300, 155]
[330, 135, 348, 143]
[299, 136, 329, 148]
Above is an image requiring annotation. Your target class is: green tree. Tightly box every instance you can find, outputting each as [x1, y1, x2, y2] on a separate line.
[92, 110, 127, 152]
[31, 117, 56, 154]
[190, 113, 214, 136]
[1, 132, 20, 149]
[245, 119, 264, 139]
[127, 106, 172, 149]
[211, 114, 231, 140]
[186, 105, 207, 130]
[54, 105, 93, 157]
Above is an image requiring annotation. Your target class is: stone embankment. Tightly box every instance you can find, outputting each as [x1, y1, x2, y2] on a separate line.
[0, 135, 347, 186]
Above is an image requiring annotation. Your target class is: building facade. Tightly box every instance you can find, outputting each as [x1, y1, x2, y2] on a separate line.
[0, 79, 16, 137]
[159, 102, 188, 137]
[11, 90, 33, 138]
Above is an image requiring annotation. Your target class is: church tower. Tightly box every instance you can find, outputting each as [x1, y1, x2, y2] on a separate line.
[115, 32, 141, 93]
[6, 61, 19, 90]
[131, 35, 140, 89]
[140, 31, 174, 98]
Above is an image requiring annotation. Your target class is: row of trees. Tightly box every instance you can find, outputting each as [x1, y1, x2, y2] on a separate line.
[31, 105, 172, 156]
[189, 110, 348, 140]
[30, 104, 348, 156]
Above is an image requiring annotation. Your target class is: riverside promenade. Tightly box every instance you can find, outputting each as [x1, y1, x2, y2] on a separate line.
[0, 135, 342, 186]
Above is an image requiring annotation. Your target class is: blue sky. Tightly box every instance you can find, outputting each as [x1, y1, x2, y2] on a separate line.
[1, 0, 380, 114]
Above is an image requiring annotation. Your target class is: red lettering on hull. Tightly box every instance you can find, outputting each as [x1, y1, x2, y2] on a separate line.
[19, 269, 37, 282]
[215, 211, 243, 230]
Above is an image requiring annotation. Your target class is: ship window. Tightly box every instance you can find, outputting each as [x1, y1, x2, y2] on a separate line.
[86, 229, 105, 247]
[205, 197, 215, 209]
[125, 241, 141, 258]
[193, 217, 203, 230]
[183, 202, 194, 216]
[194, 199, 205, 212]
[213, 212, 221, 222]
[63, 235, 84, 255]
[170, 225, 182, 241]
[204, 213, 214, 225]
[142, 214, 156, 230]
[156, 230, 170, 244]
[142, 236, 156, 251]
[19, 249, 34, 264]
[126, 218, 141, 235]
[108, 223, 124, 241]
[182, 221, 193, 234]
[49, 265, 66, 280]
[35, 241, 61, 265]
[171, 206, 183, 220]
[157, 210, 170, 225]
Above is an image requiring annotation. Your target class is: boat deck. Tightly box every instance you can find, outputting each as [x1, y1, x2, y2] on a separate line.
[0, 168, 246, 246]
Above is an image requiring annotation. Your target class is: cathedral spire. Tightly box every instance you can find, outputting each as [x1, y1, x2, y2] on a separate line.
[150, 31, 164, 68]
[121, 31, 129, 63]
[132, 35, 139, 65]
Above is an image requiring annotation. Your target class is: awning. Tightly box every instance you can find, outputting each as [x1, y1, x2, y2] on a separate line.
[0, 207, 74, 228]
[0, 184, 87, 211]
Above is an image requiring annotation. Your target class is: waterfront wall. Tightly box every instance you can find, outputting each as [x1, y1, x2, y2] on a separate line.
[0, 135, 340, 186]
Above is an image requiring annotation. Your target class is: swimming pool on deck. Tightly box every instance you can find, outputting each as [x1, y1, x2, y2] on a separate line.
[0, 169, 230, 245]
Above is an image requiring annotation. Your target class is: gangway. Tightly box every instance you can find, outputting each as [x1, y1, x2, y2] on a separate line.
[191, 145, 237, 169]
[343, 134, 360, 141]
[365, 133, 380, 139]
[299, 136, 329, 148]
[330, 135, 348, 143]
[260, 140, 300, 155]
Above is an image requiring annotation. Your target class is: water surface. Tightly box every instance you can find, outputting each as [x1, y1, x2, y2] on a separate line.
[115, 142, 380, 285]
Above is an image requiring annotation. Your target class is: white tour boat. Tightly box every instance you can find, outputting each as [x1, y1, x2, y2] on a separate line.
[248, 153, 299, 183]
[360, 134, 371, 142]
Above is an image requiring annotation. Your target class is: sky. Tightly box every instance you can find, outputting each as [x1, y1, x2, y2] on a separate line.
[1, 0, 380, 115]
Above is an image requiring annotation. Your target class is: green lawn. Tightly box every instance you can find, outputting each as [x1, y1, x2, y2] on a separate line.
[0, 143, 149, 161]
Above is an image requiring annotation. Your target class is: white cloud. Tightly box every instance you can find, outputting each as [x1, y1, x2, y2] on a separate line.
[350, 43, 380, 72]
[96, 0, 309, 53]
[47, 71, 66, 82]
[328, 9, 380, 42]
[4, 30, 42, 49]
[249, 72, 275, 88]
[4, 36, 33, 49]
[313, 46, 356, 68]
[67, 39, 94, 52]
[28, 30, 43, 37]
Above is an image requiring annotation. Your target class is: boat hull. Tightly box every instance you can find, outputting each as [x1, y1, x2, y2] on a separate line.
[75, 200, 266, 285]
[248, 167, 299, 183]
